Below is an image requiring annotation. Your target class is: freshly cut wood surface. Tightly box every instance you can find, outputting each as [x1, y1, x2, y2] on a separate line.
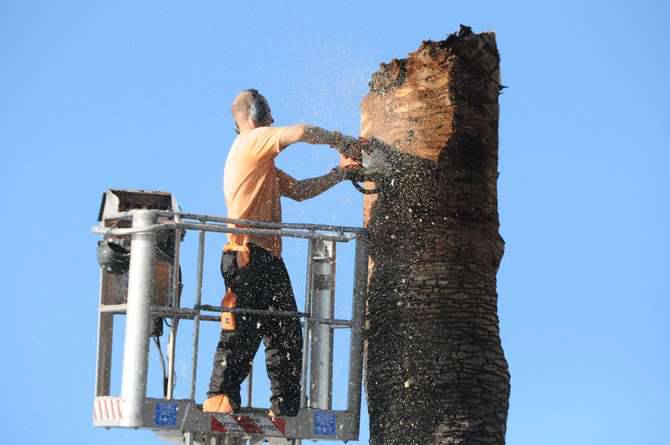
[361, 31, 499, 163]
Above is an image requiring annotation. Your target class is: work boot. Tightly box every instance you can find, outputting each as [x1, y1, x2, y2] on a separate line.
[203, 394, 235, 413]
[268, 402, 299, 419]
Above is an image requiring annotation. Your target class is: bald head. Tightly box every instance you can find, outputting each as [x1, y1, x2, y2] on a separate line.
[231, 89, 273, 134]
[231, 91, 253, 119]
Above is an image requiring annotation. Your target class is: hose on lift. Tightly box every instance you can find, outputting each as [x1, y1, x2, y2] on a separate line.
[152, 336, 169, 397]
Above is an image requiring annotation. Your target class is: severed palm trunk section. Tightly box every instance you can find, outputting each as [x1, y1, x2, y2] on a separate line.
[361, 27, 509, 445]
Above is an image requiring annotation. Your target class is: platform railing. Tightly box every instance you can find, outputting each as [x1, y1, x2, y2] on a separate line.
[93, 209, 368, 442]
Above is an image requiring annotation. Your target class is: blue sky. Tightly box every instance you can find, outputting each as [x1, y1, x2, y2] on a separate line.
[1, 1, 668, 444]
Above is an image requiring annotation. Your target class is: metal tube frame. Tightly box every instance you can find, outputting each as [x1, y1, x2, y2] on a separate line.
[190, 230, 206, 400]
[95, 268, 113, 396]
[120, 210, 157, 427]
[309, 239, 336, 410]
[100, 304, 353, 327]
[299, 237, 314, 409]
[166, 214, 182, 400]
[99, 210, 364, 235]
[94, 221, 355, 243]
[246, 363, 253, 408]
[95, 209, 368, 440]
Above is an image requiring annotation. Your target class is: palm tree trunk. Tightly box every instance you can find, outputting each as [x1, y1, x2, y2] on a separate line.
[361, 26, 510, 445]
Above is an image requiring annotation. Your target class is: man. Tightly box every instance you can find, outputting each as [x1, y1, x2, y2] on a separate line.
[203, 89, 364, 418]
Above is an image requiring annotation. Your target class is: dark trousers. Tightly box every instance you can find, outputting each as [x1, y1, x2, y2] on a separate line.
[207, 244, 303, 416]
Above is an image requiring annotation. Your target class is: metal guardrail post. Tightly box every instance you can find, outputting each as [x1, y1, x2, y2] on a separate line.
[246, 364, 253, 407]
[346, 235, 368, 436]
[190, 230, 206, 400]
[166, 218, 182, 400]
[309, 239, 335, 410]
[95, 269, 114, 396]
[120, 210, 157, 427]
[299, 237, 314, 409]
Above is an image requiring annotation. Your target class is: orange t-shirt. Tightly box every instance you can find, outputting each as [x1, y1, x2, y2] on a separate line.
[223, 126, 296, 259]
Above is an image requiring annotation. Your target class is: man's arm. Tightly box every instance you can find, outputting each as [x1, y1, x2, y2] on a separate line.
[279, 167, 352, 202]
[278, 124, 364, 161]
[278, 124, 337, 147]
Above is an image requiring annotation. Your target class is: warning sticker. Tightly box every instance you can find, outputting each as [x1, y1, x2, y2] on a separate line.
[210, 415, 246, 434]
[154, 402, 178, 427]
[314, 411, 336, 436]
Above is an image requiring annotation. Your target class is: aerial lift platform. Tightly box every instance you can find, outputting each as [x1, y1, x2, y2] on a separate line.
[91, 189, 368, 445]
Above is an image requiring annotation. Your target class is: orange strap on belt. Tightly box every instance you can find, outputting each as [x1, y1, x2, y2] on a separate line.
[223, 241, 250, 268]
[221, 288, 237, 331]
[220, 241, 249, 331]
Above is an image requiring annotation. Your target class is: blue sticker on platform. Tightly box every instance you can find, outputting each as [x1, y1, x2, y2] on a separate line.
[314, 411, 337, 436]
[155, 402, 178, 426]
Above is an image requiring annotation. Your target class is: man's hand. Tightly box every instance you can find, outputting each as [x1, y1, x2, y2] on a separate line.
[336, 165, 366, 182]
[330, 135, 371, 162]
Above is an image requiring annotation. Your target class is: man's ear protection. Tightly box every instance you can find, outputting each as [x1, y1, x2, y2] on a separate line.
[246, 89, 271, 125]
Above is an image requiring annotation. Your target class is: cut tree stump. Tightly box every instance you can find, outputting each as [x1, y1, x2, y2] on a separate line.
[361, 26, 510, 445]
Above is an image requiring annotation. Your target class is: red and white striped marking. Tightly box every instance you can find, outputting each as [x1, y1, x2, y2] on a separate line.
[210, 414, 286, 436]
[93, 397, 124, 422]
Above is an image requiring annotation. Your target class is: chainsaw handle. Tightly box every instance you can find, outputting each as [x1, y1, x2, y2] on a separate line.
[351, 179, 380, 195]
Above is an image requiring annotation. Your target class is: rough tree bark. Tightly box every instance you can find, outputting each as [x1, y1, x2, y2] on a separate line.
[361, 26, 510, 445]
